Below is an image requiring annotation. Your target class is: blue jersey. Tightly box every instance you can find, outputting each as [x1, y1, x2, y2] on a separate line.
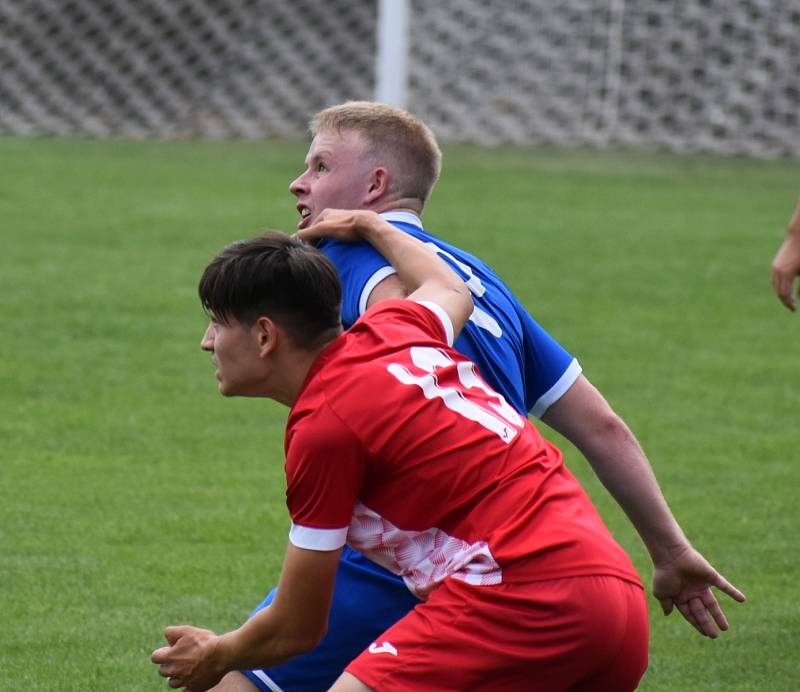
[319, 211, 580, 417]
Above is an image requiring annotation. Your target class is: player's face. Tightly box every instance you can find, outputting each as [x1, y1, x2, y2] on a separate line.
[200, 317, 264, 397]
[289, 129, 374, 230]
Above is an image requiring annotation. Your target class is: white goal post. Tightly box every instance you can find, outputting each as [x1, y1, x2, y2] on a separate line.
[375, 0, 409, 108]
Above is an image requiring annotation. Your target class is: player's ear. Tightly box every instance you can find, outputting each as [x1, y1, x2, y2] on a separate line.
[365, 166, 390, 202]
[255, 316, 278, 357]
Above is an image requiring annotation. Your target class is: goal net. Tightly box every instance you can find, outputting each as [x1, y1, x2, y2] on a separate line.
[1, 0, 798, 156]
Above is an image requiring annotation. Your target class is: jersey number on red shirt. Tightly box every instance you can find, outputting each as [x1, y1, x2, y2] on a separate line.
[387, 346, 524, 443]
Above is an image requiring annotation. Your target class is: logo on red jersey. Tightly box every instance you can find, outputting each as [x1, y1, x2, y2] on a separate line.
[368, 641, 398, 656]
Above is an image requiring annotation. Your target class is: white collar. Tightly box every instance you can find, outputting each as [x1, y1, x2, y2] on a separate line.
[380, 210, 423, 229]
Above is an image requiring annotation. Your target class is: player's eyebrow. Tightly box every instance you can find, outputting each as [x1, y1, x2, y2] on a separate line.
[205, 309, 223, 325]
[307, 148, 331, 166]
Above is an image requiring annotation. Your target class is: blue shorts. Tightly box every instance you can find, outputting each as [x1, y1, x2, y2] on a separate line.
[242, 546, 420, 692]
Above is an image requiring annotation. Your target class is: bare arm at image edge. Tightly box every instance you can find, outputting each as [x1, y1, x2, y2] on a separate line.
[771, 199, 800, 311]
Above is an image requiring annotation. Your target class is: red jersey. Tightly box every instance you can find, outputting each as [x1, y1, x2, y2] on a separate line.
[285, 300, 641, 599]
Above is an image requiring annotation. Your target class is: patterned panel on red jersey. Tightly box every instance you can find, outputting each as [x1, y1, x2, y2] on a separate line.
[348, 500, 501, 599]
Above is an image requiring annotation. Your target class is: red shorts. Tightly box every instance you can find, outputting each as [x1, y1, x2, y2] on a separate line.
[346, 574, 648, 692]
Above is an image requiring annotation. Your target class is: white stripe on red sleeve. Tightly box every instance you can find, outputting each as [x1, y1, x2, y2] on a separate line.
[288, 523, 348, 551]
[414, 300, 455, 346]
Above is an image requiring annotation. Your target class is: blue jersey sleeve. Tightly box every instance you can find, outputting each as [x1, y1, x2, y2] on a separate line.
[318, 221, 580, 417]
[517, 308, 581, 417]
[319, 238, 393, 328]
[447, 288, 580, 417]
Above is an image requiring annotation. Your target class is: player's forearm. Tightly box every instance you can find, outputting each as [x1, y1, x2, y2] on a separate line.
[574, 422, 690, 564]
[773, 233, 800, 272]
[213, 607, 323, 673]
[779, 201, 800, 260]
[542, 378, 692, 564]
[787, 199, 800, 237]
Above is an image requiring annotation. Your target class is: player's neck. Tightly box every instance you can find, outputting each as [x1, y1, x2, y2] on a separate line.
[268, 335, 340, 407]
[375, 199, 423, 217]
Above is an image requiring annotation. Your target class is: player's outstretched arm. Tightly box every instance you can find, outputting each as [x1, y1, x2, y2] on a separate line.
[298, 209, 472, 336]
[771, 199, 800, 311]
[151, 544, 341, 689]
[541, 375, 745, 636]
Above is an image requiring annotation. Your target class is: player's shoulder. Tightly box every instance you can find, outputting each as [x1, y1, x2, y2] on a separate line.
[361, 296, 426, 319]
[317, 236, 380, 261]
[403, 218, 517, 298]
[358, 299, 451, 343]
[288, 372, 362, 449]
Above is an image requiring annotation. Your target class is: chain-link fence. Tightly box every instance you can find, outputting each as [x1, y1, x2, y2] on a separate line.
[2, 0, 798, 156]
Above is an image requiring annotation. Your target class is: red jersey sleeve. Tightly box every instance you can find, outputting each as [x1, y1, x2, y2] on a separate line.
[285, 403, 366, 551]
[360, 299, 453, 346]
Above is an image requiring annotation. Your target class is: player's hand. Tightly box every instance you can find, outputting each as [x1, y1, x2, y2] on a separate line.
[771, 201, 800, 311]
[150, 625, 225, 690]
[771, 235, 800, 311]
[652, 545, 746, 638]
[296, 208, 380, 244]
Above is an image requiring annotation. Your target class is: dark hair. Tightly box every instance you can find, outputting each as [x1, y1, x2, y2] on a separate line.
[199, 231, 342, 350]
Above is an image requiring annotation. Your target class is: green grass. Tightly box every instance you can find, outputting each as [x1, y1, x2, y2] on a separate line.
[1, 136, 797, 690]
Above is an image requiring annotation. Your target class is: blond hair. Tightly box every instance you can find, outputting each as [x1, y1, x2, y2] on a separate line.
[311, 101, 442, 209]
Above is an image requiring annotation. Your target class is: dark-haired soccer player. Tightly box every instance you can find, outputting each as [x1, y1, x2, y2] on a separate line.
[152, 212, 651, 691]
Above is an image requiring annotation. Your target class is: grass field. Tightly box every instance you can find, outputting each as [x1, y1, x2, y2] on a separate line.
[1, 135, 797, 691]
